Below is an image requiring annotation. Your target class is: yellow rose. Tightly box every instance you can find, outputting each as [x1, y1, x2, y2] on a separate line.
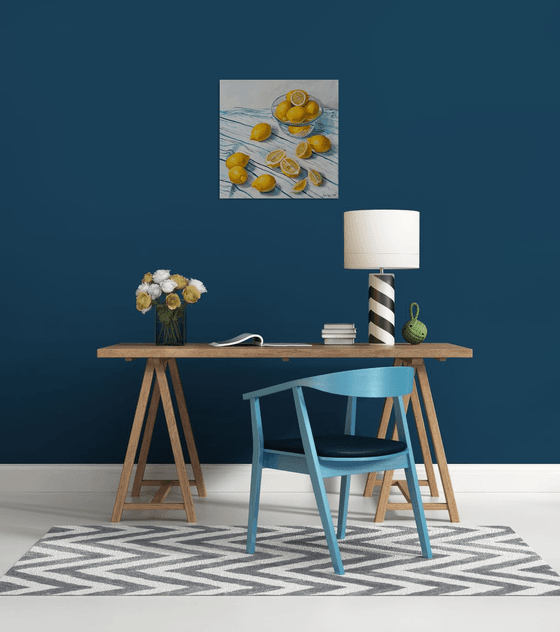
[166, 293, 181, 310]
[183, 286, 201, 304]
[142, 272, 153, 284]
[170, 274, 188, 290]
[136, 292, 151, 311]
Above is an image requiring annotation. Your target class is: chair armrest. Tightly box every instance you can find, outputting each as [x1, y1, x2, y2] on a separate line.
[242, 379, 302, 400]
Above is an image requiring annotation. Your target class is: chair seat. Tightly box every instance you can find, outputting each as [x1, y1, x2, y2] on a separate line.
[264, 434, 407, 458]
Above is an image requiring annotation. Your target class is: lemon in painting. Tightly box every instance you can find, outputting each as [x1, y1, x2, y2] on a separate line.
[304, 100, 320, 120]
[289, 90, 308, 106]
[292, 179, 307, 193]
[290, 90, 308, 106]
[288, 125, 311, 137]
[275, 100, 292, 121]
[307, 134, 331, 153]
[228, 166, 248, 185]
[308, 169, 323, 186]
[295, 141, 312, 159]
[250, 123, 272, 141]
[252, 174, 276, 192]
[265, 149, 286, 168]
[286, 106, 307, 123]
[280, 158, 301, 178]
[225, 152, 249, 169]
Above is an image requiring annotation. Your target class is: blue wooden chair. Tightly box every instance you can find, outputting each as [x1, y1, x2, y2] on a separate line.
[242, 366, 432, 575]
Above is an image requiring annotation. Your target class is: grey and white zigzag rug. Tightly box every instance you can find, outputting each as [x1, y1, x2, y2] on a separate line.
[1, 524, 559, 596]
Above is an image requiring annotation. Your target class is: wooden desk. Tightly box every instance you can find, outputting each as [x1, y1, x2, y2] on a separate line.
[97, 343, 472, 523]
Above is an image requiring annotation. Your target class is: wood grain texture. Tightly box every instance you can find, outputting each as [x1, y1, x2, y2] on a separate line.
[98, 342, 473, 359]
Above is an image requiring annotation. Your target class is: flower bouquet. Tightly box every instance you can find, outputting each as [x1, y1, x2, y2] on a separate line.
[136, 269, 207, 346]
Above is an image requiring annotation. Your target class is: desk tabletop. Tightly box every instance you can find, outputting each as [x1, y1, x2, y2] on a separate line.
[97, 343, 473, 360]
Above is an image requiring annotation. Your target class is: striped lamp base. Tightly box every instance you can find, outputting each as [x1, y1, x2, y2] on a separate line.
[368, 273, 395, 345]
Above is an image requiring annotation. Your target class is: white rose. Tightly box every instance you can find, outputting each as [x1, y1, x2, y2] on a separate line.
[147, 284, 162, 299]
[189, 278, 207, 294]
[136, 283, 150, 296]
[141, 305, 152, 314]
[160, 279, 178, 293]
[152, 269, 171, 284]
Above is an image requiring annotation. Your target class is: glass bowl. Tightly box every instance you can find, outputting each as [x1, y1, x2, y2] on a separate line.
[270, 93, 324, 138]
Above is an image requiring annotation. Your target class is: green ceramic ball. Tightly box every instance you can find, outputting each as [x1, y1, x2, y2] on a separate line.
[402, 302, 427, 345]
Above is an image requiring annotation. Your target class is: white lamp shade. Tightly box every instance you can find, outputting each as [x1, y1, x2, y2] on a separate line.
[344, 209, 420, 270]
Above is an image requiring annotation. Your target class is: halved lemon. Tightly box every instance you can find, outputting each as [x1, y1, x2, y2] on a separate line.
[292, 179, 307, 193]
[280, 158, 301, 178]
[252, 174, 276, 192]
[265, 149, 286, 168]
[290, 90, 308, 106]
[308, 169, 323, 186]
[295, 141, 312, 159]
[288, 125, 311, 137]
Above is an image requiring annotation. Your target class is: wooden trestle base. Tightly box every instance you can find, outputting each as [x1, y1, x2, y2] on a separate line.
[110, 357, 207, 523]
[363, 358, 460, 523]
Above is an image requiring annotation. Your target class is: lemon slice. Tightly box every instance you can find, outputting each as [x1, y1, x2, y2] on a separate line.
[308, 169, 323, 186]
[280, 158, 301, 178]
[225, 152, 250, 169]
[286, 106, 307, 123]
[228, 166, 248, 185]
[265, 149, 286, 168]
[290, 90, 308, 106]
[250, 123, 272, 141]
[295, 141, 312, 159]
[292, 179, 307, 193]
[252, 174, 276, 192]
[288, 125, 311, 137]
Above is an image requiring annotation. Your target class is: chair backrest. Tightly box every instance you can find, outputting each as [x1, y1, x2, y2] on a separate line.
[296, 366, 414, 399]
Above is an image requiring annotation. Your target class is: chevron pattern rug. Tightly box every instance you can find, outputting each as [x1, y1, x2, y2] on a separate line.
[1, 524, 559, 596]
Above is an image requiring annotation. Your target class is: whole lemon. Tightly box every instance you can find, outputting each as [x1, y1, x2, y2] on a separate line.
[304, 101, 320, 120]
[252, 174, 276, 192]
[228, 166, 248, 185]
[250, 123, 272, 141]
[307, 134, 331, 153]
[225, 152, 249, 169]
[288, 125, 311, 137]
[275, 100, 292, 121]
[286, 106, 307, 124]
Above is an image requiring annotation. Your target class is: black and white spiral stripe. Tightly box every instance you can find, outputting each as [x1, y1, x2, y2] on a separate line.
[368, 274, 395, 344]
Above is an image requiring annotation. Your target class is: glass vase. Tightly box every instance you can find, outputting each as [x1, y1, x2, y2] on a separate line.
[155, 303, 186, 346]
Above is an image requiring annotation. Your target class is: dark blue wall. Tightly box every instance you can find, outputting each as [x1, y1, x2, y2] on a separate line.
[1, 1, 559, 464]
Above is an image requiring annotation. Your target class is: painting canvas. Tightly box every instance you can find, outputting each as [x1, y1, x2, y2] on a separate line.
[220, 80, 338, 199]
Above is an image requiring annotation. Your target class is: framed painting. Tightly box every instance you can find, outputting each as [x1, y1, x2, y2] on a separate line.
[220, 80, 338, 199]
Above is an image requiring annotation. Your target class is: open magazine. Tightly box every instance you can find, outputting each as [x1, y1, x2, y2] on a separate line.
[209, 333, 312, 347]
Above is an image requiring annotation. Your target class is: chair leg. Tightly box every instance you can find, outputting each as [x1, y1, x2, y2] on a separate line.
[337, 475, 351, 540]
[404, 453, 433, 559]
[308, 471, 345, 575]
[246, 458, 263, 554]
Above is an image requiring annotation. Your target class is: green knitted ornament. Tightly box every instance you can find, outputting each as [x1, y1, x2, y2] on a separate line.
[402, 302, 427, 345]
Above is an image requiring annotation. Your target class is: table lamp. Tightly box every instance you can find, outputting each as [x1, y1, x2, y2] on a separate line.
[344, 210, 419, 345]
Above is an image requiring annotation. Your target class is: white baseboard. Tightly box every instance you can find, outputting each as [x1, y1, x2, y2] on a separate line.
[0, 464, 558, 494]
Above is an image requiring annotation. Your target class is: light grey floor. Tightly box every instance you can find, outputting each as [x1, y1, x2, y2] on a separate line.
[1, 490, 559, 631]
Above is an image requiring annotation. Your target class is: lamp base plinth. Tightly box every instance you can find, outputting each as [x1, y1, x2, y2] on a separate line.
[368, 273, 395, 345]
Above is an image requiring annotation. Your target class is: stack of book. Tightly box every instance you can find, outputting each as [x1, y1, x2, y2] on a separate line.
[322, 324, 357, 345]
